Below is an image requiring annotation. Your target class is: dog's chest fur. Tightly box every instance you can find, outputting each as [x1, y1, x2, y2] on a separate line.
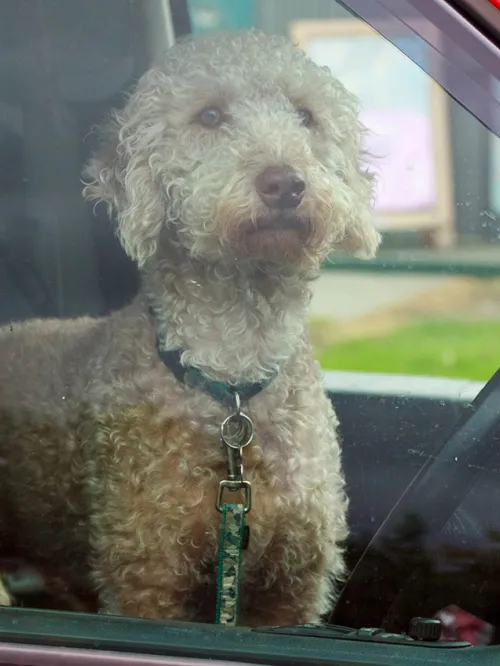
[84, 359, 341, 553]
[83, 377, 342, 621]
[0, 296, 345, 619]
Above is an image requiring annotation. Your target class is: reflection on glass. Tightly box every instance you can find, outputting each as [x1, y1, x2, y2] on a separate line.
[0, 0, 499, 653]
[287, 11, 500, 384]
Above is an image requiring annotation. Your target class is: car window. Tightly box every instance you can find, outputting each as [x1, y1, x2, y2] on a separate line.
[0, 0, 499, 657]
[214, 0, 500, 384]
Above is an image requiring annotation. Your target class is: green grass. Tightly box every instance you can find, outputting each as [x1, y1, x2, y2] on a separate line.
[316, 319, 500, 381]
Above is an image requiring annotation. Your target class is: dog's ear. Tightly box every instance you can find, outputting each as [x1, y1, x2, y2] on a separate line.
[325, 87, 381, 260]
[83, 116, 167, 268]
[337, 167, 381, 259]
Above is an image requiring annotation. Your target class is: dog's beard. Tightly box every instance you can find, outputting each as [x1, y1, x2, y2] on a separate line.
[230, 211, 316, 264]
[174, 211, 332, 269]
[170, 188, 337, 270]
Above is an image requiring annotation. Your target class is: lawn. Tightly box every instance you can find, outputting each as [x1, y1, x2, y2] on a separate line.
[315, 319, 500, 381]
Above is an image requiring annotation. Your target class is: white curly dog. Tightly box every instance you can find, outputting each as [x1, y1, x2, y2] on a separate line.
[0, 29, 379, 624]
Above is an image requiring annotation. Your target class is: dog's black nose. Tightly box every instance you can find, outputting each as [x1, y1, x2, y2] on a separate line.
[255, 166, 306, 209]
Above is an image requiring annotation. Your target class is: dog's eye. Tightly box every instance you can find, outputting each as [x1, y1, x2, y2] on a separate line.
[297, 108, 314, 127]
[197, 107, 223, 128]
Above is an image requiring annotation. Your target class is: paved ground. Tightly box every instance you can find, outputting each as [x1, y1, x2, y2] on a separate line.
[308, 271, 500, 348]
[310, 271, 459, 320]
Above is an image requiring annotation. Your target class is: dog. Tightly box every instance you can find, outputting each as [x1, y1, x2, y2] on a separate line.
[0, 29, 379, 625]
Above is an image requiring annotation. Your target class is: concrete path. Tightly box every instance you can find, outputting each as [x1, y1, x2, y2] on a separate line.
[310, 271, 455, 320]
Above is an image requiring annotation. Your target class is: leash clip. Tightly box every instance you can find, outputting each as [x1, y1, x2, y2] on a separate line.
[217, 391, 254, 513]
[217, 479, 252, 513]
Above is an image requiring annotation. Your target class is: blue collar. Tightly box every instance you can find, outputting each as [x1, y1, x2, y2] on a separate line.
[156, 346, 277, 406]
[151, 314, 277, 406]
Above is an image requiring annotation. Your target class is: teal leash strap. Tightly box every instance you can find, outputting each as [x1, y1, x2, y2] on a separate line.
[215, 503, 246, 626]
[215, 392, 253, 626]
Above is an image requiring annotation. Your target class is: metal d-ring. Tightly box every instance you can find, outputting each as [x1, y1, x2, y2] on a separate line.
[220, 411, 254, 450]
[233, 391, 241, 416]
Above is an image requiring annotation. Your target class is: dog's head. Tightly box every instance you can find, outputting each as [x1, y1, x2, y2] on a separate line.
[84, 30, 380, 273]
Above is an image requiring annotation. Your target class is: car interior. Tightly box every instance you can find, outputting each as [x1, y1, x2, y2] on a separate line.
[0, 0, 499, 664]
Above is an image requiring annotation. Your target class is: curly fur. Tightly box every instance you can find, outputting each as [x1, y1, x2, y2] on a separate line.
[0, 30, 379, 623]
